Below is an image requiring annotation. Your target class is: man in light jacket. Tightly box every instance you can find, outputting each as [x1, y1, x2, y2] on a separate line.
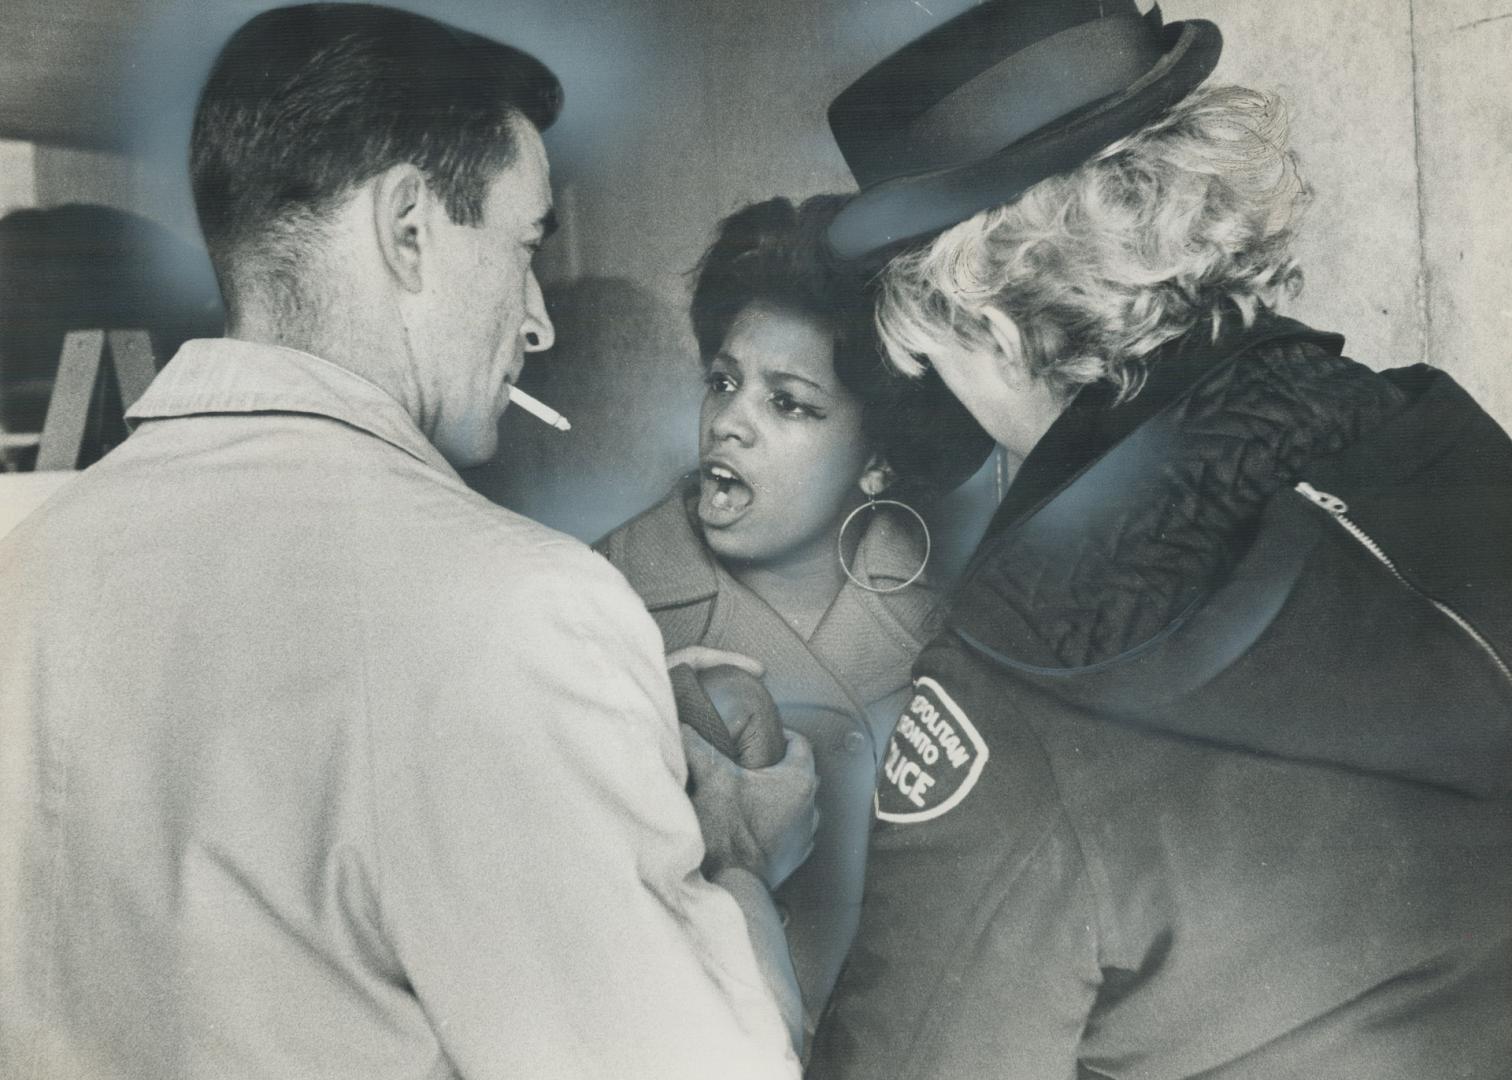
[0, 6, 814, 1077]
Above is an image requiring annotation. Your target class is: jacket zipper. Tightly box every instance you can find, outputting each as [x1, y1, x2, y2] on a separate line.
[1294, 481, 1512, 686]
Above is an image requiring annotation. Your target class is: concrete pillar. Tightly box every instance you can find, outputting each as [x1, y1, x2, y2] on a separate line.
[1410, 0, 1512, 427]
[1163, 0, 1426, 369]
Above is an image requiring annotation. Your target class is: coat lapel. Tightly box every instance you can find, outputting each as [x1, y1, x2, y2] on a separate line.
[810, 507, 937, 710]
[599, 482, 936, 721]
[593, 483, 719, 652]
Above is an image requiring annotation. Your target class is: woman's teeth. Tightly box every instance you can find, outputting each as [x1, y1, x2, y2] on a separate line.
[703, 463, 753, 515]
[710, 465, 738, 509]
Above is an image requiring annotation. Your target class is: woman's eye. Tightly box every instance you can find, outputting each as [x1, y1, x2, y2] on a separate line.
[770, 392, 822, 420]
[704, 371, 737, 394]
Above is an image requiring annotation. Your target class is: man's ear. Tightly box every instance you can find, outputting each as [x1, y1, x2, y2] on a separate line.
[372, 164, 428, 294]
[860, 453, 895, 497]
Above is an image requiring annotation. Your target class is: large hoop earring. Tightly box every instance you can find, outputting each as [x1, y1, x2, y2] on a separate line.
[837, 498, 931, 594]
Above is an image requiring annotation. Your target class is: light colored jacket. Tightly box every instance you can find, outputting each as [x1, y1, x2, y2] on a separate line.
[0, 339, 798, 1080]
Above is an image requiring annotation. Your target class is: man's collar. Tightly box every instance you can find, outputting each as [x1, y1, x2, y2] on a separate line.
[126, 338, 457, 477]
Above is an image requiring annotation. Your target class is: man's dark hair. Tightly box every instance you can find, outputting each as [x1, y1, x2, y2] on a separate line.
[190, 3, 561, 307]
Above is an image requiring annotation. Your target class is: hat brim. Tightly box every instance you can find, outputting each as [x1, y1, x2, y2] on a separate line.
[828, 20, 1223, 262]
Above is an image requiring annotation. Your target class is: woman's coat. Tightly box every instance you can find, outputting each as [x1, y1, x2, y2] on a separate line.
[597, 482, 937, 1031]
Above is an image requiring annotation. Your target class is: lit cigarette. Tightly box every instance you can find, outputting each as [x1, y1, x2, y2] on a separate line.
[508, 386, 571, 431]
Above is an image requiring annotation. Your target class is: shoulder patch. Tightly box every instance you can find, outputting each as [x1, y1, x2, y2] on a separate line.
[875, 676, 990, 823]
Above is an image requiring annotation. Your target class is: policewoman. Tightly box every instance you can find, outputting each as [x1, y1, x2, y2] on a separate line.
[809, 3, 1512, 1078]
[596, 196, 992, 1041]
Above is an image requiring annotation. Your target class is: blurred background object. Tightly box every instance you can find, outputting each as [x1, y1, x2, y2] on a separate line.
[0, 204, 222, 471]
[3, 0, 1509, 570]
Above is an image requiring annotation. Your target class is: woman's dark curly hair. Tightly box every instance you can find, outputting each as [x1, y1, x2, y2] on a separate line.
[688, 194, 963, 499]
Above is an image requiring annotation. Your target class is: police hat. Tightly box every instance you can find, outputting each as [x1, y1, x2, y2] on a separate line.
[825, 0, 1222, 261]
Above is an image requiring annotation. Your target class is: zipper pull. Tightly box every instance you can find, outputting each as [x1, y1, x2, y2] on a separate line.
[1295, 481, 1349, 516]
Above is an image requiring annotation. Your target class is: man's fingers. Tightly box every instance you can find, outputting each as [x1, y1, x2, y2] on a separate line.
[763, 732, 819, 807]
[680, 724, 731, 777]
[801, 808, 820, 852]
[666, 645, 766, 678]
[773, 730, 815, 775]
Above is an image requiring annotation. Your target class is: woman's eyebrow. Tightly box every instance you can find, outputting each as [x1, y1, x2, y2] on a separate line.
[767, 369, 830, 394]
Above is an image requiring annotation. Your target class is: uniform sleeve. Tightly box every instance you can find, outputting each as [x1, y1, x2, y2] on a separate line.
[809, 655, 1101, 1080]
[364, 540, 799, 1080]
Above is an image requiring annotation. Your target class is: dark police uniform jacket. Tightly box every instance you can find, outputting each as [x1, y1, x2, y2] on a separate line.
[597, 483, 937, 1034]
[810, 312, 1512, 1080]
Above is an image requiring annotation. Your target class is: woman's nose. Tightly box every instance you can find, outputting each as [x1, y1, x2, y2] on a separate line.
[709, 393, 757, 445]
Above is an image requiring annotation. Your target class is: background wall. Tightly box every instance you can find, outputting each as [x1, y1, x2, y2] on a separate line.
[1166, 0, 1512, 425]
[2, 0, 1509, 560]
[478, 0, 1512, 563]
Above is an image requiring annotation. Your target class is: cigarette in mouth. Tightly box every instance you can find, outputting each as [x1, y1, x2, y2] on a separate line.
[508, 386, 571, 432]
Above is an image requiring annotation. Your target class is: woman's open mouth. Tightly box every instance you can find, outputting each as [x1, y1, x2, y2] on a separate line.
[698, 461, 755, 527]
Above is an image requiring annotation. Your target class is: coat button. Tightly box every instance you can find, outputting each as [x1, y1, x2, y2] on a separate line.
[842, 730, 867, 754]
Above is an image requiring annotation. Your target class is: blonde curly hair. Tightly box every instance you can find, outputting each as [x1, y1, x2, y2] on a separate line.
[876, 85, 1309, 402]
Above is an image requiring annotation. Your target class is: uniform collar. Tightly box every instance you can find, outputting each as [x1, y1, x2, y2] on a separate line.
[978, 309, 1345, 549]
[948, 312, 1386, 671]
[126, 337, 457, 478]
